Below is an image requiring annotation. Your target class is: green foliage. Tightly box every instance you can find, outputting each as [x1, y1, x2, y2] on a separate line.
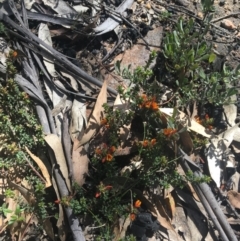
[162, 17, 239, 107]
[0, 52, 51, 229]
[186, 171, 211, 184]
[71, 50, 211, 239]
[0, 22, 8, 36]
[159, 11, 172, 22]
[0, 203, 12, 217]
[8, 205, 25, 225]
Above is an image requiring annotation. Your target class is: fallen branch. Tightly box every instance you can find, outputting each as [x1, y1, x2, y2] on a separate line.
[211, 12, 240, 23]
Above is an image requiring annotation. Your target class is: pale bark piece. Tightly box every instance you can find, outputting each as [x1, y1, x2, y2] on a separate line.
[165, 193, 176, 219]
[187, 182, 200, 202]
[206, 124, 240, 187]
[227, 190, 240, 209]
[185, 207, 209, 241]
[51, 173, 67, 241]
[25, 147, 52, 188]
[24, 0, 35, 10]
[113, 216, 130, 241]
[94, 0, 134, 35]
[172, 206, 191, 241]
[228, 171, 240, 192]
[43, 218, 55, 241]
[38, 24, 64, 136]
[223, 104, 237, 127]
[206, 143, 222, 187]
[78, 80, 107, 147]
[72, 140, 89, 186]
[134, 189, 178, 234]
[160, 108, 211, 138]
[44, 134, 71, 192]
[113, 94, 131, 146]
[52, 95, 67, 117]
[70, 98, 86, 141]
[42, 0, 77, 15]
[218, 124, 240, 151]
[38, 23, 57, 78]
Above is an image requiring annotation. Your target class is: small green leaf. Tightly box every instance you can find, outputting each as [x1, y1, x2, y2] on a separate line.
[198, 68, 206, 79]
[208, 53, 216, 63]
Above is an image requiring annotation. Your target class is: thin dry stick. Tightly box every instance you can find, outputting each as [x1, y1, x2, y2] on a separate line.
[211, 12, 240, 23]
[19, 213, 34, 241]
[23, 154, 46, 184]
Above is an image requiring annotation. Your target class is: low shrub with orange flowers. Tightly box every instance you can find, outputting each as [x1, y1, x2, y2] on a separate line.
[95, 144, 116, 163]
[163, 128, 178, 138]
[140, 138, 157, 148]
[139, 94, 159, 111]
[194, 114, 214, 130]
[67, 50, 213, 240]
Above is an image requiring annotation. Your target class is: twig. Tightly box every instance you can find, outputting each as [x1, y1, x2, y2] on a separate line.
[211, 12, 240, 23]
[19, 213, 34, 241]
[23, 154, 46, 184]
[102, 6, 150, 49]
[152, 0, 234, 38]
[0, 12, 117, 96]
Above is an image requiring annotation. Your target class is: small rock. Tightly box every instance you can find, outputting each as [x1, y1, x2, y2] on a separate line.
[148, 9, 154, 15]
[197, 12, 203, 19]
[130, 2, 137, 12]
[145, 3, 151, 9]
[219, 0, 225, 6]
[137, 0, 142, 3]
[236, 32, 240, 39]
[220, 19, 236, 30]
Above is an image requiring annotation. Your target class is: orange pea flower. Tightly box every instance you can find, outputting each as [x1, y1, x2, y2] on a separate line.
[95, 192, 101, 198]
[141, 94, 147, 101]
[130, 213, 136, 221]
[108, 146, 116, 154]
[106, 153, 113, 162]
[142, 140, 149, 147]
[54, 199, 61, 204]
[95, 185, 112, 198]
[163, 128, 177, 137]
[106, 153, 113, 161]
[95, 148, 102, 155]
[101, 118, 108, 125]
[194, 116, 202, 124]
[151, 101, 159, 111]
[12, 51, 18, 58]
[134, 200, 141, 208]
[144, 101, 151, 108]
[205, 114, 209, 120]
[151, 139, 157, 145]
